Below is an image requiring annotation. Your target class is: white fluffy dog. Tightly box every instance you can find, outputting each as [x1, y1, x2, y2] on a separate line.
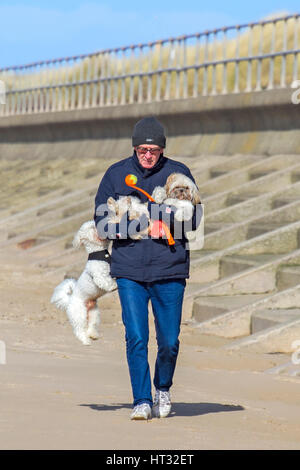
[50, 220, 117, 346]
[107, 195, 150, 239]
[151, 172, 201, 221]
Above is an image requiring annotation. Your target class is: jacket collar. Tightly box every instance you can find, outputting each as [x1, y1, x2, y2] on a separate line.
[132, 151, 166, 178]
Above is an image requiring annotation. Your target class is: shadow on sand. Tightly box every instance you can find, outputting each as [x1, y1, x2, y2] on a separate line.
[80, 402, 244, 417]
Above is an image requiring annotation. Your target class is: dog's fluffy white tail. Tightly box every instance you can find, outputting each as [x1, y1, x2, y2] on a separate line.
[51, 278, 76, 310]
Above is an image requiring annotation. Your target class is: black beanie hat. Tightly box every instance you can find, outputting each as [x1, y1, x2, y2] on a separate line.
[132, 116, 166, 148]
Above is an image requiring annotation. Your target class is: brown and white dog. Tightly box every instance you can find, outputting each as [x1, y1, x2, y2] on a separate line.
[107, 195, 150, 239]
[151, 173, 201, 221]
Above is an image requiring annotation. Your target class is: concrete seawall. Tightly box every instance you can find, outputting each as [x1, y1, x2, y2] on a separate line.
[0, 88, 299, 159]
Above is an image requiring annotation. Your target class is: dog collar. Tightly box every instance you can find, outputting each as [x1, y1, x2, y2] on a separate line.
[88, 250, 111, 264]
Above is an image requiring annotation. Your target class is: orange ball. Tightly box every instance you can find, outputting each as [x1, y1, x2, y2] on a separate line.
[125, 174, 138, 185]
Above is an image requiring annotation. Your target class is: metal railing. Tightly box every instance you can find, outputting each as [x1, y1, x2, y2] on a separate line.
[0, 13, 300, 116]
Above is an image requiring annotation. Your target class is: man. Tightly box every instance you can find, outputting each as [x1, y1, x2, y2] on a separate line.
[94, 116, 202, 420]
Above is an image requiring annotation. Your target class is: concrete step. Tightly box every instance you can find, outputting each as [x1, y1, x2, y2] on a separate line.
[271, 196, 300, 209]
[0, 181, 98, 232]
[276, 265, 300, 290]
[251, 308, 300, 334]
[196, 219, 300, 275]
[204, 225, 219, 235]
[193, 153, 265, 184]
[291, 171, 300, 183]
[191, 284, 300, 339]
[182, 280, 214, 319]
[246, 222, 286, 239]
[206, 181, 300, 224]
[188, 249, 300, 299]
[226, 193, 257, 207]
[222, 314, 300, 354]
[200, 154, 299, 196]
[203, 198, 300, 255]
[204, 222, 231, 235]
[185, 281, 212, 296]
[24, 233, 74, 259]
[203, 160, 300, 214]
[190, 218, 300, 285]
[0, 209, 91, 249]
[192, 294, 266, 323]
[209, 170, 228, 178]
[5, 199, 93, 240]
[207, 154, 264, 172]
[220, 254, 276, 277]
[248, 170, 276, 180]
[0, 156, 113, 221]
[251, 199, 300, 226]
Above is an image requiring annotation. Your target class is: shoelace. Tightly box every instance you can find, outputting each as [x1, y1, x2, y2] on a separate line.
[156, 391, 170, 405]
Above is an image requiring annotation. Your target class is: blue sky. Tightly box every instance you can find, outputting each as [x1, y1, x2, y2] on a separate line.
[0, 0, 299, 68]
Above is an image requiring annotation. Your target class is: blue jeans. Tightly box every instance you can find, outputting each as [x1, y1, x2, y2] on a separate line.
[116, 278, 186, 407]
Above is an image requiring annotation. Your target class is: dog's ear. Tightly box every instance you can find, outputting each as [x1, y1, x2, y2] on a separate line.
[73, 229, 84, 249]
[165, 173, 177, 197]
[166, 173, 178, 184]
[107, 197, 117, 212]
[191, 186, 201, 205]
[152, 186, 167, 204]
[73, 221, 96, 249]
[92, 225, 106, 243]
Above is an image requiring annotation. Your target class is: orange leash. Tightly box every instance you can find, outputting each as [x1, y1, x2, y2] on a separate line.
[125, 174, 175, 245]
[125, 174, 155, 202]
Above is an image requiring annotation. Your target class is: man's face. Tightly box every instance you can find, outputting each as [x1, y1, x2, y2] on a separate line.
[134, 144, 163, 169]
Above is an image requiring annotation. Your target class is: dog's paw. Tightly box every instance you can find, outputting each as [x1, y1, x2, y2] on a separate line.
[82, 339, 92, 346]
[77, 333, 92, 346]
[152, 186, 167, 204]
[130, 233, 143, 240]
[87, 329, 100, 340]
[172, 200, 194, 222]
[174, 207, 194, 222]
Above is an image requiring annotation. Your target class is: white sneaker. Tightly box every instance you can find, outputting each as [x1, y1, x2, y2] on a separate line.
[130, 403, 152, 420]
[152, 390, 171, 418]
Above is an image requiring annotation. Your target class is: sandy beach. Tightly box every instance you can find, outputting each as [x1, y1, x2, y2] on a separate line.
[1, 262, 300, 451]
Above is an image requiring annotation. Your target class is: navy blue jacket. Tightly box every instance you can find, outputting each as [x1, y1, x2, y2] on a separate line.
[94, 152, 202, 282]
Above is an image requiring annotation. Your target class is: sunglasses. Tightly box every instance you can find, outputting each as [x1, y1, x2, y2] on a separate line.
[136, 146, 162, 155]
